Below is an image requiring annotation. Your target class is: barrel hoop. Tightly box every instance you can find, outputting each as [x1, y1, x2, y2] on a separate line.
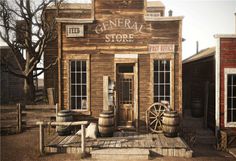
[163, 115, 179, 118]
[98, 124, 114, 128]
[99, 115, 114, 118]
[162, 123, 179, 126]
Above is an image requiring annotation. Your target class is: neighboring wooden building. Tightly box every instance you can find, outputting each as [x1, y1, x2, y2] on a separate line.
[183, 35, 236, 147]
[215, 34, 236, 131]
[44, 0, 183, 131]
[0, 46, 24, 104]
[183, 47, 216, 131]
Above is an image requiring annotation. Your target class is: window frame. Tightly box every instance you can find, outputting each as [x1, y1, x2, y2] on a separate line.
[153, 59, 171, 103]
[224, 68, 236, 127]
[150, 53, 174, 110]
[67, 54, 90, 114]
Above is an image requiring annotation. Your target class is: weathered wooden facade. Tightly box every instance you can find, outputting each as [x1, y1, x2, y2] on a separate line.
[183, 47, 216, 131]
[0, 46, 25, 104]
[44, 0, 183, 131]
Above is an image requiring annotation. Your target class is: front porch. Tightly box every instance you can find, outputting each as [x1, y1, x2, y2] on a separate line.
[44, 131, 193, 158]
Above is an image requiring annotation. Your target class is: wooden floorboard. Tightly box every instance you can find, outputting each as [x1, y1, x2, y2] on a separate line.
[46, 133, 189, 150]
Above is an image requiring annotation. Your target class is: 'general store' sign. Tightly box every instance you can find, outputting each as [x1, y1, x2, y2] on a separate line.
[94, 18, 144, 43]
[149, 44, 175, 53]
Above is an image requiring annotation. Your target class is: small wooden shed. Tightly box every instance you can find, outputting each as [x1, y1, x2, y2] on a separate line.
[44, 0, 183, 131]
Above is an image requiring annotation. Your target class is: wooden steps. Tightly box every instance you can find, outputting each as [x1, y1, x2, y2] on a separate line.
[91, 148, 150, 160]
[44, 133, 193, 158]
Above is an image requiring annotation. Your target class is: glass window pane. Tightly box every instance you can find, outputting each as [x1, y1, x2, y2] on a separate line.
[233, 98, 236, 108]
[166, 61, 170, 71]
[77, 73, 81, 84]
[71, 85, 76, 96]
[233, 110, 236, 122]
[160, 60, 166, 71]
[82, 61, 86, 71]
[81, 98, 87, 109]
[165, 72, 170, 83]
[165, 97, 170, 102]
[82, 73, 86, 83]
[160, 97, 165, 102]
[154, 85, 158, 96]
[154, 73, 158, 83]
[228, 75, 233, 85]
[154, 61, 159, 71]
[227, 110, 232, 122]
[166, 85, 170, 95]
[82, 85, 86, 96]
[154, 97, 158, 102]
[233, 75, 236, 85]
[76, 97, 81, 109]
[71, 73, 76, 84]
[76, 61, 81, 71]
[160, 72, 164, 83]
[233, 86, 236, 97]
[71, 97, 75, 109]
[71, 61, 76, 71]
[160, 85, 164, 96]
[228, 85, 232, 97]
[119, 65, 133, 73]
[76, 85, 81, 96]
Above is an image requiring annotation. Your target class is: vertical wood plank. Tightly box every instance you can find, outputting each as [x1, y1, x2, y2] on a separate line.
[103, 76, 109, 111]
[204, 81, 209, 128]
[39, 123, 44, 155]
[17, 103, 22, 133]
[81, 124, 85, 154]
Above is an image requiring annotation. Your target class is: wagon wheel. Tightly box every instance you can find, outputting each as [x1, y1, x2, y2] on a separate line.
[146, 103, 168, 133]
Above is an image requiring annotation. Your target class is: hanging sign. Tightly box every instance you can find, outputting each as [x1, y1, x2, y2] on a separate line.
[148, 44, 175, 53]
[66, 25, 84, 37]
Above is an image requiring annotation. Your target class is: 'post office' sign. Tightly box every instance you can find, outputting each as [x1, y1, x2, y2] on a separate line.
[149, 44, 175, 53]
[66, 25, 84, 37]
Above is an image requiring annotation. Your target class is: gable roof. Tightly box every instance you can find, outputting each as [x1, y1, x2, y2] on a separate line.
[183, 47, 215, 64]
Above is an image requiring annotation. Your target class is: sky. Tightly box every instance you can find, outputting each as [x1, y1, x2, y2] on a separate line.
[0, 0, 235, 60]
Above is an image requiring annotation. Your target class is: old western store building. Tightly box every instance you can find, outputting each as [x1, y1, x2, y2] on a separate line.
[45, 0, 183, 131]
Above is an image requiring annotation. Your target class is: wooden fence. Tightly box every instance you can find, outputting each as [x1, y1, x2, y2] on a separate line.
[0, 104, 57, 135]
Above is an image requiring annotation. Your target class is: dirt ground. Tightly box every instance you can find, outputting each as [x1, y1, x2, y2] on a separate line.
[0, 128, 235, 161]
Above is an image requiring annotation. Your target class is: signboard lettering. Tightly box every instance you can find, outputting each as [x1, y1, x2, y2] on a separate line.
[149, 44, 175, 53]
[95, 18, 143, 43]
[66, 25, 84, 37]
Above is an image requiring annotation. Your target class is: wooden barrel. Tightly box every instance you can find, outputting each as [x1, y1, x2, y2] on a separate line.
[98, 110, 114, 137]
[191, 98, 203, 117]
[56, 110, 73, 136]
[162, 111, 180, 137]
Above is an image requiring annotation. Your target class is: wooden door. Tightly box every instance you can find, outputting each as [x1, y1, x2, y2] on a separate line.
[117, 73, 134, 127]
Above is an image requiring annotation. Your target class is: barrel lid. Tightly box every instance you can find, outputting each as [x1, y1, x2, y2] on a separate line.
[57, 110, 73, 116]
[101, 110, 113, 114]
[59, 110, 72, 113]
[164, 110, 178, 114]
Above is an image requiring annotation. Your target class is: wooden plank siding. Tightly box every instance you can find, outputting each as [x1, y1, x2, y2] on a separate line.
[182, 56, 215, 131]
[45, 0, 183, 131]
[219, 38, 236, 129]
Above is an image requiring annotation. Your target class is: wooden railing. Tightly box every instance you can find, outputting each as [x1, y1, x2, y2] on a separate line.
[36, 121, 89, 155]
[0, 104, 57, 134]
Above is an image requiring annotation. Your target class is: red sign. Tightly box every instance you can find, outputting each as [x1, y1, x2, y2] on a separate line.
[148, 44, 175, 53]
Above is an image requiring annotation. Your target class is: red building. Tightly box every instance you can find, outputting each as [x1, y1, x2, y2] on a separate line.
[215, 34, 236, 131]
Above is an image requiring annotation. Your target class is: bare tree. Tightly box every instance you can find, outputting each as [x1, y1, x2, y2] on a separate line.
[0, 0, 61, 103]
